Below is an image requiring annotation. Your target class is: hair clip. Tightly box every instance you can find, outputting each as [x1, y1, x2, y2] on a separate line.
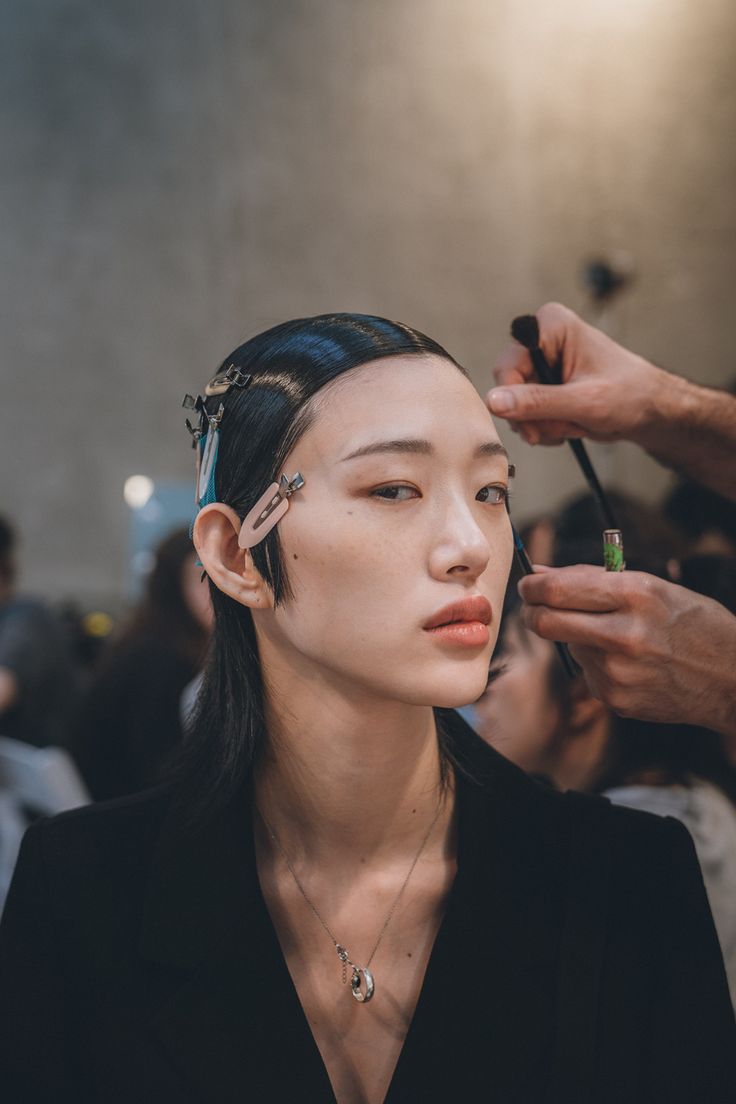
[183, 394, 209, 446]
[238, 472, 305, 549]
[195, 404, 225, 506]
[205, 364, 252, 397]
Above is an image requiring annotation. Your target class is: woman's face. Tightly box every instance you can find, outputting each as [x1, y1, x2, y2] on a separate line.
[474, 613, 562, 773]
[254, 354, 513, 708]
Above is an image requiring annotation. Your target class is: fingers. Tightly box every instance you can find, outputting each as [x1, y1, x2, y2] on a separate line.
[487, 380, 595, 425]
[518, 564, 645, 612]
[492, 344, 534, 388]
[486, 381, 587, 443]
[520, 604, 627, 650]
[486, 302, 628, 444]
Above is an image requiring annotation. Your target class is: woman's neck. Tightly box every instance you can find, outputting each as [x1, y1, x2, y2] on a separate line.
[253, 683, 450, 870]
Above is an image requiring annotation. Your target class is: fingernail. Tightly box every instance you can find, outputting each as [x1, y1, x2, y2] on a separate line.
[489, 388, 516, 414]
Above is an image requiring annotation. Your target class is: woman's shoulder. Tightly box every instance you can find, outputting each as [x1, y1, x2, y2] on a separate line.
[444, 708, 701, 888]
[17, 785, 172, 888]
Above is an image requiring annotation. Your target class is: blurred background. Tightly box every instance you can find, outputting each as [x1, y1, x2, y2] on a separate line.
[3, 0, 736, 611]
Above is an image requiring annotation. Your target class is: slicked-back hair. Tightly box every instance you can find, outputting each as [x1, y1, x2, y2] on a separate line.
[173, 313, 465, 825]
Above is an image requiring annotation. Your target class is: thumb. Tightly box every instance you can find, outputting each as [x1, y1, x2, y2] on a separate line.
[487, 382, 587, 423]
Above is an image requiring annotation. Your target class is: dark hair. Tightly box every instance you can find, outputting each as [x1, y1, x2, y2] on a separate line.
[552, 489, 683, 576]
[175, 313, 463, 823]
[0, 514, 17, 587]
[663, 480, 736, 550]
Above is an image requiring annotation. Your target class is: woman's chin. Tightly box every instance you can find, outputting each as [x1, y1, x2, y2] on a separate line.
[425, 673, 490, 711]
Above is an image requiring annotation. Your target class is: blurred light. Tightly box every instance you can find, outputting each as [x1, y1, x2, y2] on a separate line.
[82, 611, 114, 638]
[124, 475, 155, 509]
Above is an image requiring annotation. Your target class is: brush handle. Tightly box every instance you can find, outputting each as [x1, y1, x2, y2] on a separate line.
[527, 348, 619, 532]
[512, 526, 579, 680]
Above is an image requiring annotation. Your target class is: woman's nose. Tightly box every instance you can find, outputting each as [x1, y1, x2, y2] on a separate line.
[427, 499, 495, 581]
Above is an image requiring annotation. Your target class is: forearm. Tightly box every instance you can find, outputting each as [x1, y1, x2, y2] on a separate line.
[632, 372, 736, 499]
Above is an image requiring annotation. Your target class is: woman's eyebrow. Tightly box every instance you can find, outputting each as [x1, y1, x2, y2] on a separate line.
[340, 438, 508, 462]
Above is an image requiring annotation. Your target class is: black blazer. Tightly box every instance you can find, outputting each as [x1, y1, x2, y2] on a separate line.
[1, 711, 734, 1103]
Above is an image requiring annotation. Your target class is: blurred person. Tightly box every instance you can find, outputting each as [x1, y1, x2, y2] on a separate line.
[68, 527, 213, 800]
[487, 303, 736, 735]
[518, 514, 555, 566]
[663, 480, 736, 558]
[0, 514, 77, 747]
[1, 315, 734, 1102]
[477, 491, 736, 1005]
[478, 590, 736, 1010]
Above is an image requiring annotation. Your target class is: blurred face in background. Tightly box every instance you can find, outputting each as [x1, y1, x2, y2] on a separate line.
[474, 612, 563, 777]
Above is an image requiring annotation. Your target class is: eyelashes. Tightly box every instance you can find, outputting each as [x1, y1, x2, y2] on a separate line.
[476, 485, 511, 506]
[370, 483, 511, 505]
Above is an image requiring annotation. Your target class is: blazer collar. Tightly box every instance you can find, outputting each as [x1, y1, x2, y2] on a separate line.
[138, 711, 566, 1102]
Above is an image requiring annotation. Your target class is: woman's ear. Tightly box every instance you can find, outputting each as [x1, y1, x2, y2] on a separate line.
[567, 677, 609, 736]
[192, 503, 274, 610]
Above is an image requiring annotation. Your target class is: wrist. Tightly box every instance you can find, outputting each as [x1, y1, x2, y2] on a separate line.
[626, 363, 686, 448]
[630, 367, 714, 455]
[696, 610, 736, 739]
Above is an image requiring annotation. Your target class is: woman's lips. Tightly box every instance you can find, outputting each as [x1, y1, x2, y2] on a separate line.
[425, 621, 490, 646]
[423, 596, 492, 647]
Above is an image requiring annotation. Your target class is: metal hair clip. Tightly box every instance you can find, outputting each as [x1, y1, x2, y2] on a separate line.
[183, 394, 208, 445]
[196, 404, 226, 504]
[205, 364, 252, 397]
[238, 472, 305, 549]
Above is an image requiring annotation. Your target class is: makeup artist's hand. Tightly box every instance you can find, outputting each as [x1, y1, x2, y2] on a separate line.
[518, 564, 736, 739]
[487, 302, 736, 498]
[487, 303, 662, 446]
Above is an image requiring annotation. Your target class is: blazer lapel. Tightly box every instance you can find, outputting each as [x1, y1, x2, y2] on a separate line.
[388, 713, 567, 1102]
[138, 790, 335, 1103]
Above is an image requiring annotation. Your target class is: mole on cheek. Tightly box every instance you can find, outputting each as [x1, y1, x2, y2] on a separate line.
[293, 554, 299, 560]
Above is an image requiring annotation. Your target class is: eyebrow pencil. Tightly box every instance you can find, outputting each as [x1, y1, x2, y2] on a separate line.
[510, 315, 620, 532]
[510, 523, 580, 680]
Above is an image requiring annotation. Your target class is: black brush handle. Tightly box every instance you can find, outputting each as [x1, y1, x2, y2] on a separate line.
[512, 526, 579, 680]
[527, 348, 619, 532]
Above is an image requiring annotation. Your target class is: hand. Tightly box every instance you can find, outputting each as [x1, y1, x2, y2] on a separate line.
[487, 302, 667, 447]
[518, 564, 736, 738]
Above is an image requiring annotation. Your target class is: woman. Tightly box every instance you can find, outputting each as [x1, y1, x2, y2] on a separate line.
[68, 527, 213, 800]
[1, 314, 734, 1103]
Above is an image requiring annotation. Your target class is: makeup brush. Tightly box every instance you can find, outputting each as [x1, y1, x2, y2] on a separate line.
[510, 315, 619, 532]
[508, 521, 580, 680]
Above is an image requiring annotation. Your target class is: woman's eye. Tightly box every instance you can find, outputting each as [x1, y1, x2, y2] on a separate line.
[476, 484, 508, 505]
[371, 484, 419, 502]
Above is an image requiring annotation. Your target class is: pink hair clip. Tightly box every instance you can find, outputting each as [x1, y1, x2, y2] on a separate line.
[238, 472, 305, 549]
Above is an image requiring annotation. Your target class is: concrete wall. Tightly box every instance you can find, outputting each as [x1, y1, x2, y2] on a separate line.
[3, 0, 735, 605]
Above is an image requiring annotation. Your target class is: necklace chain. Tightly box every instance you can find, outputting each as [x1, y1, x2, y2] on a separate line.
[257, 798, 445, 1002]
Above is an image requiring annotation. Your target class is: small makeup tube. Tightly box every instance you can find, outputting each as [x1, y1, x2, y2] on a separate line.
[603, 529, 625, 572]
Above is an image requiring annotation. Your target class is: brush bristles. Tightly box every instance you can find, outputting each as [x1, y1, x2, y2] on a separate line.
[510, 314, 540, 350]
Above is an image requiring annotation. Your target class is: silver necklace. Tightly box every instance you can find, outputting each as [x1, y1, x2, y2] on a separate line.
[257, 799, 444, 1004]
